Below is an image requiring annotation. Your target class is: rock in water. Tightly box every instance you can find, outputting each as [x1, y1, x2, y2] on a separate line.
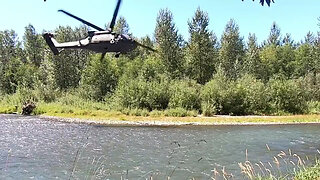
[22, 101, 36, 115]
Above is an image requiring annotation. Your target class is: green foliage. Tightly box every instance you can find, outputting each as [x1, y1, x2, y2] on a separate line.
[168, 80, 201, 110]
[82, 55, 119, 101]
[294, 43, 315, 77]
[219, 19, 245, 80]
[266, 22, 281, 46]
[294, 160, 320, 180]
[268, 77, 307, 114]
[52, 25, 91, 90]
[110, 76, 170, 111]
[201, 70, 229, 115]
[2, 10, 320, 118]
[201, 73, 270, 116]
[113, 16, 130, 35]
[138, 55, 166, 81]
[307, 101, 320, 114]
[185, 8, 218, 84]
[237, 75, 269, 114]
[243, 33, 263, 79]
[23, 24, 45, 67]
[155, 8, 184, 78]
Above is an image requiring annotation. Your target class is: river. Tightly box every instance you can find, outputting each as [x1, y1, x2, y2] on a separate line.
[0, 114, 319, 179]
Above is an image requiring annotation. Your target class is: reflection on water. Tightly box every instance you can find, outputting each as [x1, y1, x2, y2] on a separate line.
[0, 114, 320, 179]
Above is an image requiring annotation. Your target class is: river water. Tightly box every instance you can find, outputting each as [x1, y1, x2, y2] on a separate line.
[0, 114, 320, 179]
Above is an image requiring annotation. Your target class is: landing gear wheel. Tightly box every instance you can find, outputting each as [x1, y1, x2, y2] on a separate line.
[115, 53, 120, 58]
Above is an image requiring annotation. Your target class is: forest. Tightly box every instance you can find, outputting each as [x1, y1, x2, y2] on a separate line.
[0, 8, 320, 116]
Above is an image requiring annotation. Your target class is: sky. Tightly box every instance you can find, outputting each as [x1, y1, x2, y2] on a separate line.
[0, 0, 320, 44]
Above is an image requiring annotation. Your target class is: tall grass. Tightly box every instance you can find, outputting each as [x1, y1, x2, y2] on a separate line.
[238, 148, 320, 180]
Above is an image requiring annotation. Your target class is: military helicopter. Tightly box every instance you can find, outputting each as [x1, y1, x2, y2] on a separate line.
[43, 0, 156, 59]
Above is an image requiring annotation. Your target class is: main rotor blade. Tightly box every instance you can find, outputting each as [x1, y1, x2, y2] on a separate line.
[135, 41, 157, 52]
[58, 10, 105, 31]
[109, 0, 122, 31]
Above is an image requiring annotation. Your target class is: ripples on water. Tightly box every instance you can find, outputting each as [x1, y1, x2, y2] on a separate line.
[0, 114, 320, 179]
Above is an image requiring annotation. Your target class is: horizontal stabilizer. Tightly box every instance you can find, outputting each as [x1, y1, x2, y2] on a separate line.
[43, 33, 60, 55]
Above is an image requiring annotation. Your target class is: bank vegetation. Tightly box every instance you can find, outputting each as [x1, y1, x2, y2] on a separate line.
[1, 9, 320, 120]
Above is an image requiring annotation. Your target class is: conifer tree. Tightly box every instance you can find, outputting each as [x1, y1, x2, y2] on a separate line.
[23, 24, 45, 67]
[186, 8, 217, 84]
[113, 16, 130, 35]
[294, 32, 315, 77]
[219, 19, 245, 79]
[243, 33, 263, 79]
[155, 8, 183, 78]
[266, 22, 281, 46]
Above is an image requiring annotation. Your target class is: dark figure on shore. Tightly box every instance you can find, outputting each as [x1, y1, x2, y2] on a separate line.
[22, 101, 36, 115]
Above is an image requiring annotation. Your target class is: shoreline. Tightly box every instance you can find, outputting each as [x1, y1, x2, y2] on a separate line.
[37, 114, 320, 127]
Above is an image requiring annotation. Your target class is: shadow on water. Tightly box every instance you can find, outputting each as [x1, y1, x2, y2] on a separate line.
[0, 114, 320, 179]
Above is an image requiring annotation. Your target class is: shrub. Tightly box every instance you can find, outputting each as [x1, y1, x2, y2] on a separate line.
[168, 80, 201, 111]
[110, 76, 170, 111]
[82, 55, 119, 101]
[201, 74, 269, 116]
[221, 81, 248, 115]
[307, 101, 320, 114]
[201, 72, 229, 115]
[296, 73, 320, 102]
[268, 78, 307, 114]
[236, 74, 269, 115]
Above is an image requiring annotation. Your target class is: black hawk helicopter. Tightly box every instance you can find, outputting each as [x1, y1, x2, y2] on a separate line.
[43, 0, 156, 59]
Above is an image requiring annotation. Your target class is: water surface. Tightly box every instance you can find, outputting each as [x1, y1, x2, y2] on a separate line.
[0, 114, 319, 179]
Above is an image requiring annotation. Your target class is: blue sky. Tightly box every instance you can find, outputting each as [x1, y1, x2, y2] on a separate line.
[0, 0, 319, 43]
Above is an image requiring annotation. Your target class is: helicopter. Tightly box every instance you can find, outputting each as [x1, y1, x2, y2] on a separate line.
[43, 0, 156, 59]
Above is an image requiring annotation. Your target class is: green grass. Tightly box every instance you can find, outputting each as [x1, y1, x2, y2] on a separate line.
[1, 91, 320, 125]
[1, 100, 320, 125]
[294, 160, 320, 180]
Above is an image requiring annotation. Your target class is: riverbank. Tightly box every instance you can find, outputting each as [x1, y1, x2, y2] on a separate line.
[38, 113, 320, 126]
[2, 103, 320, 126]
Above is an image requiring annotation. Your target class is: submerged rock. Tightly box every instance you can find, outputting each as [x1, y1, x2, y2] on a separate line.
[22, 101, 36, 115]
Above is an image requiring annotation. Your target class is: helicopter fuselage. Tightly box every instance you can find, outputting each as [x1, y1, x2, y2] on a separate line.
[55, 31, 137, 54]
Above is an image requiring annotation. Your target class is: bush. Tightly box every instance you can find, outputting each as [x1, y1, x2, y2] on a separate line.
[201, 72, 229, 115]
[307, 101, 320, 114]
[110, 76, 170, 111]
[268, 78, 307, 114]
[221, 81, 248, 115]
[201, 74, 269, 116]
[236, 74, 269, 114]
[168, 80, 201, 111]
[82, 55, 119, 101]
[296, 73, 320, 102]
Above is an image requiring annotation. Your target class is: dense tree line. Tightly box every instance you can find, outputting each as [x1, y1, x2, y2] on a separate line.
[1, 8, 320, 115]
